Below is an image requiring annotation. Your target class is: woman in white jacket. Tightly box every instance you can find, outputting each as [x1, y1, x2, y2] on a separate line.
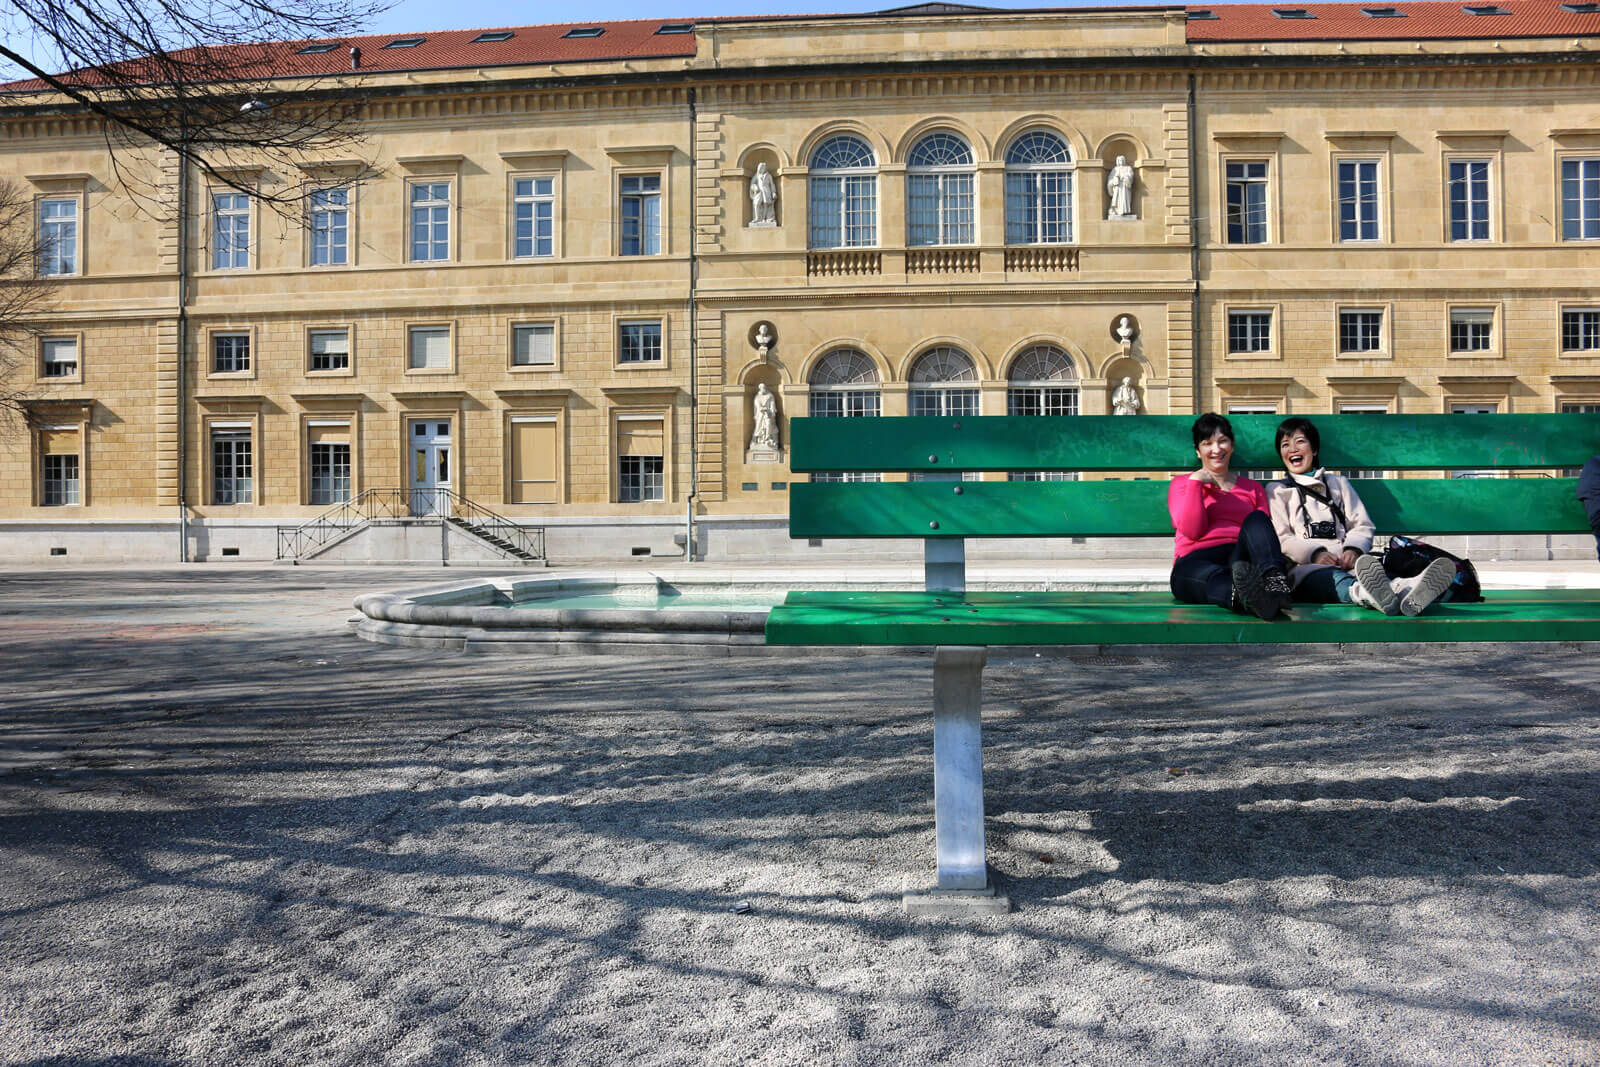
[1267, 417, 1455, 617]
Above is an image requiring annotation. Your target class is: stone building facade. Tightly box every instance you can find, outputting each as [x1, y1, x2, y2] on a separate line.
[2, 2, 1598, 561]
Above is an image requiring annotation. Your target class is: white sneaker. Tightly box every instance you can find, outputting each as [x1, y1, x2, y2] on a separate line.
[1349, 580, 1386, 614]
[1400, 557, 1456, 617]
[1353, 555, 1401, 616]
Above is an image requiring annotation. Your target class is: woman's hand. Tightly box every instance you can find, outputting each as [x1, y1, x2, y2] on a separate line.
[1189, 470, 1213, 483]
[1339, 548, 1360, 572]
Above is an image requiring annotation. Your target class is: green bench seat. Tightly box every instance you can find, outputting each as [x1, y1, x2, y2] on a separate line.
[766, 411, 1600, 914]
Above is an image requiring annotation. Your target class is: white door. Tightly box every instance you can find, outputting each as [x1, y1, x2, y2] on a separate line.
[409, 419, 452, 515]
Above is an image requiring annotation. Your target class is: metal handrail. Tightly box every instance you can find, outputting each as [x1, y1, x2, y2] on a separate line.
[275, 488, 544, 561]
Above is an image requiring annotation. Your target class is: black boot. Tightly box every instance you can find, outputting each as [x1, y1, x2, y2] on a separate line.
[1263, 568, 1294, 618]
[1230, 560, 1277, 620]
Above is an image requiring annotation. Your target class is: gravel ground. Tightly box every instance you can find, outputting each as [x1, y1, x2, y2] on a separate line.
[0, 566, 1597, 1066]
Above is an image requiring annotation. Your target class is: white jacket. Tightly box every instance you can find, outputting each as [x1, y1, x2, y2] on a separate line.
[1267, 471, 1377, 586]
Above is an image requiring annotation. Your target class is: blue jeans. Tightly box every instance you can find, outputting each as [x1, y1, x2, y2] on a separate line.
[1293, 564, 1357, 603]
[1169, 510, 1288, 609]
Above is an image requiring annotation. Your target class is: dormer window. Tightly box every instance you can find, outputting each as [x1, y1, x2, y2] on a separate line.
[1463, 4, 1508, 13]
[655, 23, 692, 34]
[1362, 6, 1406, 15]
[382, 37, 425, 48]
[1187, 9, 1220, 19]
[563, 27, 604, 38]
[296, 42, 338, 54]
[472, 31, 513, 43]
[1273, 8, 1315, 18]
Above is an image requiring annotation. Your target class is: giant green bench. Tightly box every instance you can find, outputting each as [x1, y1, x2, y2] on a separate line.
[765, 412, 1600, 913]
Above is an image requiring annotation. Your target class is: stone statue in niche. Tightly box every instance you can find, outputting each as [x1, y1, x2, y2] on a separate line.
[1107, 156, 1136, 220]
[749, 162, 777, 228]
[1112, 376, 1142, 416]
[750, 383, 780, 457]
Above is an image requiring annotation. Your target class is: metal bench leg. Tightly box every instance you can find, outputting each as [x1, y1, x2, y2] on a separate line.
[904, 645, 1010, 915]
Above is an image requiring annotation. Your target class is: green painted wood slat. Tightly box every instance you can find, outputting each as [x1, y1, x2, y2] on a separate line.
[787, 413, 1600, 472]
[788, 477, 1589, 538]
[765, 591, 1600, 646]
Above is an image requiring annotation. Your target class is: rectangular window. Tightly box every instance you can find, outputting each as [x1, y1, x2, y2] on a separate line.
[1004, 170, 1072, 245]
[211, 427, 253, 504]
[1448, 160, 1490, 241]
[618, 321, 662, 364]
[211, 332, 250, 374]
[1562, 309, 1600, 352]
[617, 418, 665, 502]
[309, 329, 349, 371]
[620, 174, 662, 256]
[513, 323, 555, 366]
[309, 187, 349, 266]
[1225, 161, 1268, 244]
[212, 193, 250, 269]
[1339, 310, 1383, 353]
[909, 388, 980, 417]
[307, 426, 351, 506]
[409, 182, 451, 262]
[408, 326, 451, 370]
[509, 417, 558, 503]
[1450, 307, 1494, 353]
[1227, 310, 1273, 353]
[38, 198, 78, 276]
[513, 177, 555, 258]
[807, 390, 881, 483]
[1337, 159, 1380, 242]
[1562, 158, 1600, 241]
[40, 336, 78, 378]
[39, 428, 80, 506]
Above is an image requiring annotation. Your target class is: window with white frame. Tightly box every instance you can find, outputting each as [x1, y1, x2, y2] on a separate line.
[1228, 309, 1273, 354]
[1007, 345, 1078, 482]
[1447, 159, 1490, 241]
[808, 348, 881, 483]
[513, 176, 555, 258]
[211, 425, 253, 504]
[309, 187, 349, 266]
[618, 320, 662, 364]
[1225, 160, 1269, 244]
[211, 332, 250, 374]
[408, 325, 451, 370]
[38, 428, 79, 506]
[211, 192, 250, 269]
[306, 422, 351, 505]
[808, 135, 877, 250]
[1337, 159, 1380, 242]
[1004, 131, 1074, 245]
[512, 322, 555, 367]
[906, 133, 975, 247]
[1562, 308, 1600, 352]
[1338, 309, 1383, 354]
[619, 174, 661, 256]
[38, 198, 78, 276]
[409, 182, 451, 262]
[40, 336, 78, 378]
[1449, 307, 1494, 353]
[1562, 158, 1600, 241]
[616, 416, 665, 502]
[308, 329, 349, 372]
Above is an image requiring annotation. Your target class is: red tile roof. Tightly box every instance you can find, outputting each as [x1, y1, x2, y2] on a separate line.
[1186, 1, 1600, 41]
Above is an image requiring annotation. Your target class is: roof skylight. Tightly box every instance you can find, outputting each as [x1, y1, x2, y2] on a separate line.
[1273, 8, 1316, 17]
[1362, 6, 1407, 15]
[296, 42, 338, 54]
[472, 31, 514, 43]
[656, 23, 693, 34]
[563, 27, 605, 38]
[382, 37, 425, 48]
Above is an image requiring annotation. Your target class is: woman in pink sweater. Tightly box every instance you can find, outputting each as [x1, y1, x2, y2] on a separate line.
[1168, 413, 1293, 619]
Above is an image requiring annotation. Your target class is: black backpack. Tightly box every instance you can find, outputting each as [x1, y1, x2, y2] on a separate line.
[1380, 535, 1484, 604]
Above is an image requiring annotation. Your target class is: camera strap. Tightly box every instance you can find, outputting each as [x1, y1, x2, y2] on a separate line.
[1285, 473, 1351, 538]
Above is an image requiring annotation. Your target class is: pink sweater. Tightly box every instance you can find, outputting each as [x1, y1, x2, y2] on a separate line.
[1168, 475, 1269, 559]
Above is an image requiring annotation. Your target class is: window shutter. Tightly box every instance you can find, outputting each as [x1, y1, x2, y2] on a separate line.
[510, 419, 558, 503]
[410, 327, 450, 368]
[617, 418, 663, 457]
[39, 428, 78, 455]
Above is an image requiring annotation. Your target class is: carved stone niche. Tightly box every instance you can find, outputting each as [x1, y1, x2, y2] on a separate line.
[1105, 355, 1144, 416]
[743, 147, 781, 230]
[1102, 139, 1140, 221]
[743, 364, 784, 464]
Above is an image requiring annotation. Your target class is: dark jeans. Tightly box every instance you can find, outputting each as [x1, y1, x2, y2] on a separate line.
[1578, 456, 1600, 561]
[1293, 562, 1356, 604]
[1169, 511, 1288, 609]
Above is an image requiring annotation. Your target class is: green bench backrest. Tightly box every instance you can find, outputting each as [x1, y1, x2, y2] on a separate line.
[786, 413, 1600, 539]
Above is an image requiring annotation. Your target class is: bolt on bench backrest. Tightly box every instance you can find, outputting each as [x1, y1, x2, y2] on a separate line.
[786, 413, 1600, 588]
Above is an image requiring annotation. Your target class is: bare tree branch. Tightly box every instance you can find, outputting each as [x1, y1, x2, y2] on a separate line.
[0, 180, 61, 433]
[0, 0, 391, 214]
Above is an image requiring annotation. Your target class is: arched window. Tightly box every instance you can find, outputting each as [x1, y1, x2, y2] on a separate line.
[907, 132, 975, 247]
[808, 348, 881, 483]
[808, 135, 877, 249]
[908, 346, 980, 482]
[1004, 130, 1074, 245]
[1007, 345, 1079, 481]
